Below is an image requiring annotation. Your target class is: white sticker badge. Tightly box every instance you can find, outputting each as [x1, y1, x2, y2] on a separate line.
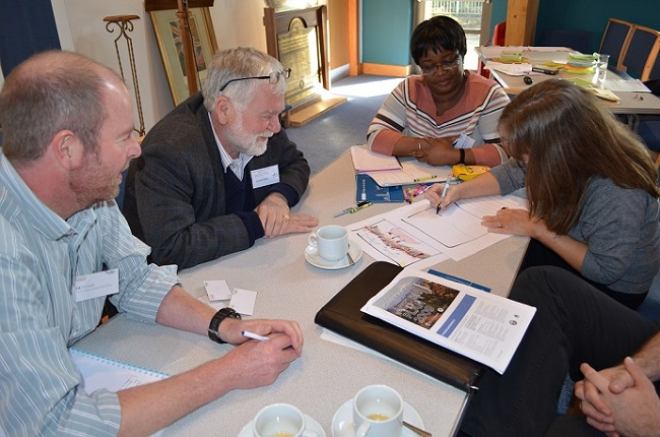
[250, 164, 280, 189]
[75, 268, 119, 302]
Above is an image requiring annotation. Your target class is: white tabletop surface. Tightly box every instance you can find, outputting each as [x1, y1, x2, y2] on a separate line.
[74, 151, 529, 437]
[475, 47, 660, 116]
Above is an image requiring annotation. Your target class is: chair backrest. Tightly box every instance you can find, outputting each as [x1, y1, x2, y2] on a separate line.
[649, 52, 660, 82]
[621, 24, 660, 81]
[492, 21, 506, 46]
[599, 18, 634, 70]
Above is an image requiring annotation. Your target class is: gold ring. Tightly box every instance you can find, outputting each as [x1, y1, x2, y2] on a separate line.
[283, 214, 290, 220]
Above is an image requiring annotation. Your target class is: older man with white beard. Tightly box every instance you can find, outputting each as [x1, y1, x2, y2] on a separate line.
[124, 47, 318, 270]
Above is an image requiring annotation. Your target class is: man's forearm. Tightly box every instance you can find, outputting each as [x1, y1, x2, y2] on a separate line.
[155, 285, 215, 336]
[633, 331, 660, 382]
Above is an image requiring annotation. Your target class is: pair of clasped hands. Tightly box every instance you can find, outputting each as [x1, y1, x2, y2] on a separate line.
[425, 182, 540, 237]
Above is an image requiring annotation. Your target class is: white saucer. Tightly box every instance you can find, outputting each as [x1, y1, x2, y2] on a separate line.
[331, 399, 424, 437]
[238, 413, 326, 437]
[304, 243, 363, 270]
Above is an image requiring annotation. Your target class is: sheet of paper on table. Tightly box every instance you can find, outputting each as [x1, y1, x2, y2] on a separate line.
[346, 196, 527, 269]
[479, 46, 570, 59]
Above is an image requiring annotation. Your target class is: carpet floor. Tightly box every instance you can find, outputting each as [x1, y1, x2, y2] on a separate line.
[285, 74, 403, 175]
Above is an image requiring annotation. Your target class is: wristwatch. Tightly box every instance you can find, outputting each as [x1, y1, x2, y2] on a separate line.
[208, 307, 242, 344]
[457, 149, 466, 165]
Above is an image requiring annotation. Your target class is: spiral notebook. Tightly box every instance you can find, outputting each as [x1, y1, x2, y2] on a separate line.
[70, 348, 169, 394]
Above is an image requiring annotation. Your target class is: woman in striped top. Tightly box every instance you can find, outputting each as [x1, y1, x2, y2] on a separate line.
[367, 15, 510, 168]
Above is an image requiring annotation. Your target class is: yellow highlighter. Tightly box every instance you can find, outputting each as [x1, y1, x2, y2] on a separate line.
[452, 164, 491, 181]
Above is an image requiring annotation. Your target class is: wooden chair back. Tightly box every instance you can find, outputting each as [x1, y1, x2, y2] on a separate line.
[599, 18, 635, 70]
[620, 24, 660, 81]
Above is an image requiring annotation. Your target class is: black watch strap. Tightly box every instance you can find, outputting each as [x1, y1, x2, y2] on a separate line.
[457, 148, 466, 165]
[208, 307, 242, 343]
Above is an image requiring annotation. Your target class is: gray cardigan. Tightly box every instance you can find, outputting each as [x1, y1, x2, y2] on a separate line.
[491, 158, 660, 295]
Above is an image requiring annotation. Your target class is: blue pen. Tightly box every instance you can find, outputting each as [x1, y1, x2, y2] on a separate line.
[427, 269, 491, 293]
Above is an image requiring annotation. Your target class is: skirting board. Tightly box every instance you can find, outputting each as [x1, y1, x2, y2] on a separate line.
[287, 95, 347, 127]
[361, 63, 412, 77]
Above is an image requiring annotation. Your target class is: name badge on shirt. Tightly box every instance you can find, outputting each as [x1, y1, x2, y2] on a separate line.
[453, 133, 476, 149]
[250, 164, 280, 189]
[75, 268, 119, 302]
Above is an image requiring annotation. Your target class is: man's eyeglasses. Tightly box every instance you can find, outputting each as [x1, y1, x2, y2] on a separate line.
[420, 56, 462, 75]
[219, 68, 292, 92]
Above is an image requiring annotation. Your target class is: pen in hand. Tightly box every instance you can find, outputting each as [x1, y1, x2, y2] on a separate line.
[436, 181, 450, 214]
[241, 330, 269, 341]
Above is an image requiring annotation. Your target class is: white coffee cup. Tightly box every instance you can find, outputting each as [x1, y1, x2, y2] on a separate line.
[252, 403, 318, 437]
[308, 225, 349, 261]
[352, 385, 404, 437]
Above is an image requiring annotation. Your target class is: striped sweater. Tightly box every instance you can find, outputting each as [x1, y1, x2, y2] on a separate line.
[367, 73, 510, 167]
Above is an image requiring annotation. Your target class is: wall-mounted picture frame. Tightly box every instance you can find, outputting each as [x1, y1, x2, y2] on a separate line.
[150, 7, 218, 106]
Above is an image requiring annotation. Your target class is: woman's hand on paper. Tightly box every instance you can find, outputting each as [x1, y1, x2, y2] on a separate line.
[425, 182, 461, 209]
[482, 208, 538, 236]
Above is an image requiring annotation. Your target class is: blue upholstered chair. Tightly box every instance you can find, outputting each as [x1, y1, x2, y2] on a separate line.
[599, 18, 635, 71]
[620, 24, 660, 81]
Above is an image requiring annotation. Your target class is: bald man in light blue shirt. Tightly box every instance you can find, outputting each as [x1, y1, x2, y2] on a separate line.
[0, 50, 304, 437]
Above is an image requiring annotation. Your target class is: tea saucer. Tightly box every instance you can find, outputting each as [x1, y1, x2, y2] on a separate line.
[331, 399, 424, 437]
[304, 243, 363, 270]
[238, 413, 326, 437]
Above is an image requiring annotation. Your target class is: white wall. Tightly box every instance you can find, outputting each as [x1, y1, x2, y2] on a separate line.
[51, 0, 269, 133]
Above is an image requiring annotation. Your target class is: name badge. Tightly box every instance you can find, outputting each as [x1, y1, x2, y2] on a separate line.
[250, 164, 280, 189]
[75, 268, 119, 302]
[453, 133, 476, 150]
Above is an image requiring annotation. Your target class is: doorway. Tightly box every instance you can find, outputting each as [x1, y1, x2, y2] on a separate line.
[426, 1, 491, 71]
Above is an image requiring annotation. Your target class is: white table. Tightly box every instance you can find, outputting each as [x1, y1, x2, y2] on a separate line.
[74, 151, 529, 436]
[475, 47, 660, 118]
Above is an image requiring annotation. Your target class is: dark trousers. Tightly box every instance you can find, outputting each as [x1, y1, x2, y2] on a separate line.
[519, 239, 648, 309]
[460, 266, 660, 437]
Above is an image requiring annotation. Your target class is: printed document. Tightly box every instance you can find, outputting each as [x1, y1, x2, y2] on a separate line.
[361, 270, 536, 373]
[346, 196, 527, 268]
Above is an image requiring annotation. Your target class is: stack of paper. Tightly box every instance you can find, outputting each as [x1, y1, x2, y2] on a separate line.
[350, 145, 401, 173]
[565, 77, 621, 102]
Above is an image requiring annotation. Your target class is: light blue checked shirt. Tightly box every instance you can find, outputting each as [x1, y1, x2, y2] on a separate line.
[0, 155, 180, 436]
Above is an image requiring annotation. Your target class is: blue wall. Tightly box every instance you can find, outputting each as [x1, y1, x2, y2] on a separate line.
[362, 0, 412, 66]
[361, 0, 659, 68]
[535, 0, 660, 53]
[0, 0, 60, 76]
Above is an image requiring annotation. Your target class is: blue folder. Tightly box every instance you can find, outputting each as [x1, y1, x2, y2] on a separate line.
[355, 173, 406, 203]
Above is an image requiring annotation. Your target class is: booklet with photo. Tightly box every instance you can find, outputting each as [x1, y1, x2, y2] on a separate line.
[361, 270, 536, 374]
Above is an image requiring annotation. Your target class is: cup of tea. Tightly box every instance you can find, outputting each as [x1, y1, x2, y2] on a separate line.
[252, 403, 318, 437]
[352, 385, 404, 437]
[308, 225, 349, 261]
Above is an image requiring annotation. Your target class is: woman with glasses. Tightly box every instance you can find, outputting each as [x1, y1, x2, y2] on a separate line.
[367, 15, 510, 167]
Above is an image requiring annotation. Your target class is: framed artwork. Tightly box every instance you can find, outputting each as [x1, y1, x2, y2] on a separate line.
[150, 7, 218, 105]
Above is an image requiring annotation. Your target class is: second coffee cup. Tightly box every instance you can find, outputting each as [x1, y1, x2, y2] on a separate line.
[352, 384, 404, 437]
[308, 225, 349, 261]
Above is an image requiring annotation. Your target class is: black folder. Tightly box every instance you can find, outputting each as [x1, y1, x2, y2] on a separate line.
[315, 261, 482, 392]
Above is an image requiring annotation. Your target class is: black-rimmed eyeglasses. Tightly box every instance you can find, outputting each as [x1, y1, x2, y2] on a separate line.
[420, 56, 462, 75]
[219, 68, 292, 92]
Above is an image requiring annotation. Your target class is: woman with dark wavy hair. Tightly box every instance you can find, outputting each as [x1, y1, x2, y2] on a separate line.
[367, 15, 510, 167]
[427, 79, 660, 309]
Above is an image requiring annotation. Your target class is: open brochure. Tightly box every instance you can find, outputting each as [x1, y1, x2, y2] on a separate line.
[361, 270, 536, 374]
